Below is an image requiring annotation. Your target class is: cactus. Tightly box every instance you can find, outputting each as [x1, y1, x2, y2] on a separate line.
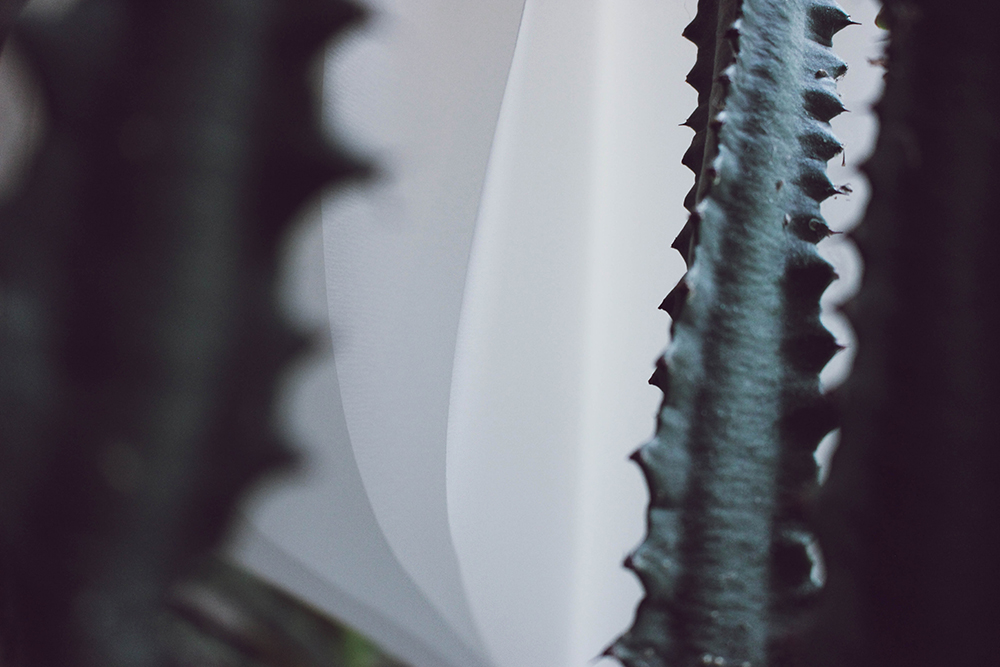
[609, 0, 852, 665]
[7, 0, 996, 665]
[812, 1, 1000, 666]
[0, 1, 363, 664]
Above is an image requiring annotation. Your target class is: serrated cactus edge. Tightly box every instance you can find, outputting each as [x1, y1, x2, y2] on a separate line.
[0, 1, 364, 665]
[609, 1, 853, 665]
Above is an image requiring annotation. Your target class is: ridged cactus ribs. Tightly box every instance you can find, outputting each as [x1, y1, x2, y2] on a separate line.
[0, 1, 364, 665]
[610, 1, 851, 665]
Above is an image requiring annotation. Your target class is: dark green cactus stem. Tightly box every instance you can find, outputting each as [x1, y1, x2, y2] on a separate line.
[813, 1, 1000, 666]
[0, 1, 363, 665]
[611, 0, 852, 665]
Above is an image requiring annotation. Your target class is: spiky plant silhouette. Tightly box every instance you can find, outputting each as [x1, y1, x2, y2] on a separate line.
[0, 1, 364, 665]
[609, 0, 852, 665]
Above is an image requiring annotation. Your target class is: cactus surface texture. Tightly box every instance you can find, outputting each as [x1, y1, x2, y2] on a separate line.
[813, 1, 1000, 666]
[611, 0, 851, 665]
[0, 1, 363, 665]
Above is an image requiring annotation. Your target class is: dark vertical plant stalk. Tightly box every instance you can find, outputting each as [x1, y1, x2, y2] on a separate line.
[0, 1, 363, 665]
[610, 1, 852, 665]
[813, 1, 1000, 666]
[0, 6, 29, 663]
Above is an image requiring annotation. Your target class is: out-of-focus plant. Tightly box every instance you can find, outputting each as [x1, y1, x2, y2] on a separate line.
[812, 1, 1000, 666]
[0, 0, 369, 664]
[165, 557, 407, 667]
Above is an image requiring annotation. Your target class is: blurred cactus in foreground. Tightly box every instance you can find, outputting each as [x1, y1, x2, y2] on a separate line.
[813, 1, 1000, 666]
[0, 0, 372, 664]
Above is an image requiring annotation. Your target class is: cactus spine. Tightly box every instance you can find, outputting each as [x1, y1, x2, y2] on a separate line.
[610, 1, 851, 665]
[0, 1, 362, 664]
